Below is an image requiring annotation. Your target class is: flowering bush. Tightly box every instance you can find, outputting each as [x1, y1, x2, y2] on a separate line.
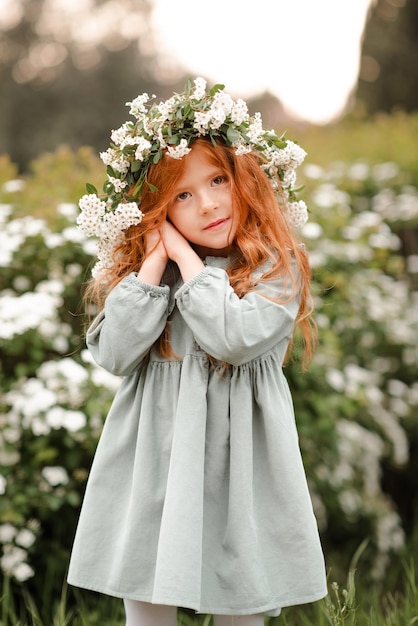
[291, 156, 418, 578]
[0, 120, 417, 600]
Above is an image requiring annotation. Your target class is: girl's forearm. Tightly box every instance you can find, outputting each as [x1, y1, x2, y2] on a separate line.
[174, 248, 205, 283]
[137, 255, 167, 286]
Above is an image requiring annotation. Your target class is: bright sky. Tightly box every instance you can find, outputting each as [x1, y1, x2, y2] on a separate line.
[152, 0, 375, 124]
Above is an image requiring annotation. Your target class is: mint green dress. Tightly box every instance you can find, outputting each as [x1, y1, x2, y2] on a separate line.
[67, 256, 327, 616]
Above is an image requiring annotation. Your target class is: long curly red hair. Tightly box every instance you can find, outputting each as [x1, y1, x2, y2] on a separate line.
[85, 138, 317, 367]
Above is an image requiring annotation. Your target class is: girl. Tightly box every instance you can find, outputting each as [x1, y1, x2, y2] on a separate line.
[68, 78, 327, 625]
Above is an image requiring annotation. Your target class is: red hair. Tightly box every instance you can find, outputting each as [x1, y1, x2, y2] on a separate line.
[85, 138, 316, 367]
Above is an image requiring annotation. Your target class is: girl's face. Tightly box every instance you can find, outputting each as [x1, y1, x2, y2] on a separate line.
[167, 144, 237, 258]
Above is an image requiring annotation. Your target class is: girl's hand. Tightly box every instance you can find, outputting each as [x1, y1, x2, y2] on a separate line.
[136, 229, 168, 286]
[161, 221, 205, 282]
[160, 221, 191, 262]
[144, 228, 168, 265]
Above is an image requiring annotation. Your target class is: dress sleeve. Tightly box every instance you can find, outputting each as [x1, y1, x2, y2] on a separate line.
[175, 266, 300, 366]
[86, 273, 170, 376]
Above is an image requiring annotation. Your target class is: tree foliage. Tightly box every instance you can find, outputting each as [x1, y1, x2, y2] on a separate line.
[0, 0, 188, 170]
[356, 0, 418, 114]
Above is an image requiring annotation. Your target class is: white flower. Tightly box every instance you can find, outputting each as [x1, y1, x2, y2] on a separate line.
[208, 105, 227, 130]
[126, 93, 150, 118]
[100, 149, 130, 174]
[0, 292, 59, 340]
[57, 203, 77, 219]
[287, 200, 309, 229]
[192, 77, 207, 100]
[77, 194, 107, 238]
[1, 546, 26, 573]
[285, 140, 307, 167]
[247, 112, 263, 143]
[234, 141, 252, 156]
[110, 124, 130, 146]
[282, 168, 297, 188]
[157, 96, 176, 118]
[111, 155, 130, 175]
[15, 529, 36, 549]
[134, 137, 152, 161]
[45, 407, 86, 432]
[2, 179, 25, 193]
[41, 466, 69, 487]
[114, 202, 143, 230]
[212, 90, 234, 117]
[0, 474, 6, 495]
[100, 147, 118, 165]
[0, 523, 16, 543]
[108, 177, 127, 192]
[13, 562, 35, 582]
[231, 99, 249, 125]
[268, 141, 307, 169]
[166, 139, 192, 159]
[194, 111, 212, 134]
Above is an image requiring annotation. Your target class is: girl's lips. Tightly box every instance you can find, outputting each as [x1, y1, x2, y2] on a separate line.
[204, 217, 229, 230]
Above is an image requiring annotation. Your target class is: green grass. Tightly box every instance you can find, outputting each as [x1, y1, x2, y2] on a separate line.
[1, 554, 418, 626]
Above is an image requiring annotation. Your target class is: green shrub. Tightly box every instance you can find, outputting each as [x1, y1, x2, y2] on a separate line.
[0, 116, 417, 614]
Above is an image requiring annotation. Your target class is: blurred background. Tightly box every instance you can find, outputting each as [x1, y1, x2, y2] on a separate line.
[0, 0, 418, 624]
[1, 0, 417, 168]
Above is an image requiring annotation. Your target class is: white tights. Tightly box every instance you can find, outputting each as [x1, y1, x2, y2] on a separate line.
[123, 600, 265, 626]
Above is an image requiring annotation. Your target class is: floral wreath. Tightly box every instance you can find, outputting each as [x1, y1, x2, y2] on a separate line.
[77, 77, 308, 277]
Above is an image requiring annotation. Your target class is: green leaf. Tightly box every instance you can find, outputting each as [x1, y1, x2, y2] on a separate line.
[86, 183, 98, 195]
[209, 134, 218, 147]
[131, 161, 142, 173]
[209, 83, 225, 96]
[147, 182, 158, 193]
[153, 151, 162, 164]
[226, 127, 241, 145]
[103, 181, 114, 194]
[106, 165, 117, 178]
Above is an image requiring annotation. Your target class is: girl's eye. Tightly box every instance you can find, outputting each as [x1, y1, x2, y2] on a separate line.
[176, 191, 190, 201]
[213, 175, 225, 186]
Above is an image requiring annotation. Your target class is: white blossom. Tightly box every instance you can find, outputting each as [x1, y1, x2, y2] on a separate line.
[13, 562, 35, 582]
[192, 77, 207, 100]
[15, 529, 36, 549]
[110, 123, 130, 146]
[0, 523, 16, 543]
[286, 200, 308, 229]
[234, 142, 252, 156]
[157, 96, 176, 118]
[269, 140, 307, 169]
[2, 179, 25, 193]
[126, 93, 150, 118]
[134, 137, 152, 161]
[0, 292, 59, 340]
[108, 176, 127, 192]
[41, 466, 69, 487]
[166, 139, 192, 159]
[230, 98, 249, 125]
[247, 112, 263, 143]
[193, 111, 212, 134]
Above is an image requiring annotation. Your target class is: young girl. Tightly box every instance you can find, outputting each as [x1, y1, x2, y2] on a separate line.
[67, 78, 327, 625]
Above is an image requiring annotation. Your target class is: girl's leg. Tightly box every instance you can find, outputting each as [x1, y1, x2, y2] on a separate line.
[123, 599, 177, 626]
[213, 615, 265, 626]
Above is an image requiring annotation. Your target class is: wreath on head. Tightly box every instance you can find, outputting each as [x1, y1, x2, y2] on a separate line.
[77, 77, 308, 277]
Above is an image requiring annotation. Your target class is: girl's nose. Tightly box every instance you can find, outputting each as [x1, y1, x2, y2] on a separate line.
[199, 191, 218, 214]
